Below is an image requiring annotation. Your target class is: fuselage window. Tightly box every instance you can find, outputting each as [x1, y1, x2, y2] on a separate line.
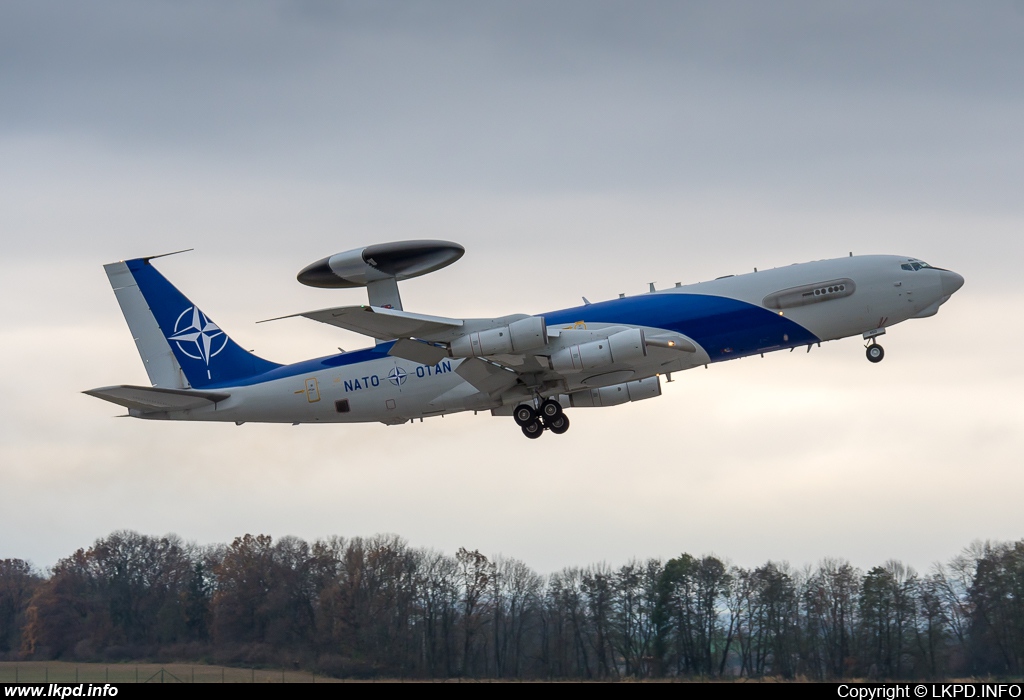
[812, 283, 846, 297]
[763, 278, 855, 309]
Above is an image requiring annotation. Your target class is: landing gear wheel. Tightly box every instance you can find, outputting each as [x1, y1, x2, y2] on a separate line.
[547, 413, 570, 435]
[540, 399, 563, 419]
[513, 404, 537, 427]
[521, 419, 544, 439]
[866, 344, 885, 363]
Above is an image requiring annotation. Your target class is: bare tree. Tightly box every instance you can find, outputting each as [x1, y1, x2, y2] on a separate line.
[455, 547, 491, 676]
[491, 555, 542, 678]
[417, 549, 459, 677]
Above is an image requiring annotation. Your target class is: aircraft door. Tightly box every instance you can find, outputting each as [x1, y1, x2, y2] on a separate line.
[305, 377, 321, 402]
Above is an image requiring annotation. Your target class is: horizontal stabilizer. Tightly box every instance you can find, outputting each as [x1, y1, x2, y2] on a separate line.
[264, 305, 463, 340]
[84, 385, 230, 413]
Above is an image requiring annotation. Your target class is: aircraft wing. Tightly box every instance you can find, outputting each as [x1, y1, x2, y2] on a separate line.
[262, 305, 463, 341]
[268, 302, 702, 400]
[84, 385, 230, 413]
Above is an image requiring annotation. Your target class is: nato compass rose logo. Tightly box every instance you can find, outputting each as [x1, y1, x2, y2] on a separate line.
[388, 367, 408, 387]
[169, 307, 227, 374]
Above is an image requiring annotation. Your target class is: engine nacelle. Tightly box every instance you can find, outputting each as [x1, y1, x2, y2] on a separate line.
[449, 316, 547, 357]
[548, 328, 647, 372]
[561, 375, 662, 408]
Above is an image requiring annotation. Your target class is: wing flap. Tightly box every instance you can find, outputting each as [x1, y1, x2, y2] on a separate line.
[388, 338, 451, 365]
[84, 385, 230, 413]
[455, 358, 520, 395]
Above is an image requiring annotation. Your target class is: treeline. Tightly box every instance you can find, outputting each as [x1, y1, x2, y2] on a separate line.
[2, 532, 1023, 679]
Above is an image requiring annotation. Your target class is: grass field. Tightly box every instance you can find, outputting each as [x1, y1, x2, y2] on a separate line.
[1, 662, 816, 683]
[0, 663, 551, 683]
[0, 662, 341, 684]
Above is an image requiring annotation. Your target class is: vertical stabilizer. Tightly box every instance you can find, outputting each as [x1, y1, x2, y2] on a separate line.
[105, 261, 188, 388]
[105, 257, 280, 389]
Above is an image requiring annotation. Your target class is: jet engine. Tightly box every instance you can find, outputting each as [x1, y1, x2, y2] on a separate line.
[561, 376, 661, 407]
[449, 316, 547, 357]
[548, 328, 647, 372]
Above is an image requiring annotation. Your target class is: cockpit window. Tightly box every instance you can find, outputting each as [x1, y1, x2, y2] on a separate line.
[900, 261, 933, 271]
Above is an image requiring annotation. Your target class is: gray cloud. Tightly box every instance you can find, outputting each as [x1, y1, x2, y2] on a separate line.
[2, 1, 1022, 207]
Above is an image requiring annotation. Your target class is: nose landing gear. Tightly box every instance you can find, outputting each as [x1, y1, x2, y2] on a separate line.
[513, 399, 571, 438]
[863, 327, 886, 364]
[866, 343, 885, 363]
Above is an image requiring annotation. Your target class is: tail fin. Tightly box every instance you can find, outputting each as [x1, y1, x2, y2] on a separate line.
[104, 256, 281, 389]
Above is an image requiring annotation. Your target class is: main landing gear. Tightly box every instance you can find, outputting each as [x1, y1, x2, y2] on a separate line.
[513, 399, 570, 439]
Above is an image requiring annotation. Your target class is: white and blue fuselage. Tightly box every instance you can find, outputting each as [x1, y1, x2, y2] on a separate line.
[88, 253, 964, 432]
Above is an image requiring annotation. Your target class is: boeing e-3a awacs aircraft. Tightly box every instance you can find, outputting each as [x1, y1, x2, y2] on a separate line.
[86, 241, 964, 439]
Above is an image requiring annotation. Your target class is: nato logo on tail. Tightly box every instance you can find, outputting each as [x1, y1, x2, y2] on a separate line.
[169, 306, 227, 366]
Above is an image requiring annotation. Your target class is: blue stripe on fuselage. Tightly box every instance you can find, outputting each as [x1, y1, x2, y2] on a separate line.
[207, 293, 819, 389]
[544, 293, 819, 359]
[202, 342, 397, 389]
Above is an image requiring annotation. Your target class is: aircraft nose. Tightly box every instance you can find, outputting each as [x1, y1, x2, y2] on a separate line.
[940, 270, 965, 296]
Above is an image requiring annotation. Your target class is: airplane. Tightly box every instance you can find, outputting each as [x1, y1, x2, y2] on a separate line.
[85, 241, 964, 439]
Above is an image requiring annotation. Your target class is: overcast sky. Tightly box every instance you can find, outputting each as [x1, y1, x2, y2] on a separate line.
[2, 1, 1022, 575]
